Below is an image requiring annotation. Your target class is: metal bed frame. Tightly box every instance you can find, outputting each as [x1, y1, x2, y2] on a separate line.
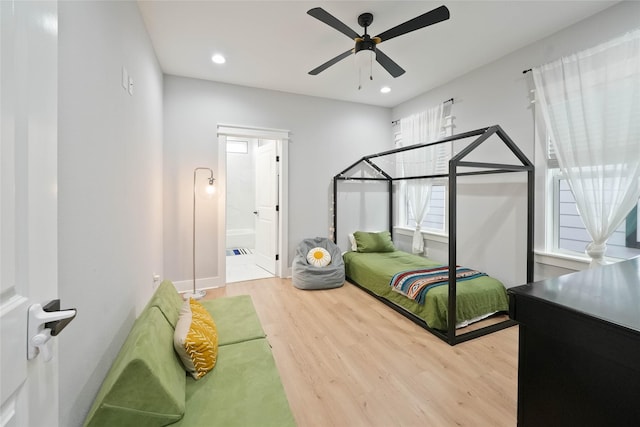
[332, 125, 534, 345]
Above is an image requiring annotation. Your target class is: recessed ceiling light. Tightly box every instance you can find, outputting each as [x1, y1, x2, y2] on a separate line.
[211, 54, 226, 64]
[380, 86, 391, 94]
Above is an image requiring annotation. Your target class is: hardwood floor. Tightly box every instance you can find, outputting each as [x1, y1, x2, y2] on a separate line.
[203, 278, 518, 427]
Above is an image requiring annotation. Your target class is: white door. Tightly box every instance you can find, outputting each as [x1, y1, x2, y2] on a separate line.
[1, 1, 60, 426]
[254, 140, 279, 274]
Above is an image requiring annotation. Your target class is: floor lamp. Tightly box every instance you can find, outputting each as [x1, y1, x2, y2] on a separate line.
[184, 167, 215, 300]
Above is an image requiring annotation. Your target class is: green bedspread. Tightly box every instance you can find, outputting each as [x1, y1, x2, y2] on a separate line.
[343, 250, 509, 330]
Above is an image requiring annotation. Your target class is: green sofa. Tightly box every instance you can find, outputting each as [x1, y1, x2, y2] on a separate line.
[84, 280, 295, 427]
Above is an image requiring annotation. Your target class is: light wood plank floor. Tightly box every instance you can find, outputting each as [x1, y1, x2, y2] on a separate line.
[204, 278, 518, 427]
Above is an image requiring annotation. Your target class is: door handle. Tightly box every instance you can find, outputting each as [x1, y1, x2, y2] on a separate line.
[27, 300, 76, 361]
[253, 211, 258, 215]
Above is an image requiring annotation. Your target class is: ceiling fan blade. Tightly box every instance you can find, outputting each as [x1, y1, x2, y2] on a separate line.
[307, 7, 360, 40]
[309, 49, 354, 75]
[375, 5, 450, 43]
[375, 49, 405, 78]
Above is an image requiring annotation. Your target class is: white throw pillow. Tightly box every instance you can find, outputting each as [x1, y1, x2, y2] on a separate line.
[307, 247, 331, 267]
[348, 234, 357, 251]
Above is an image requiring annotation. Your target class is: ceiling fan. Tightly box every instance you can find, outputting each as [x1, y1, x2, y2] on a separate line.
[307, 5, 450, 79]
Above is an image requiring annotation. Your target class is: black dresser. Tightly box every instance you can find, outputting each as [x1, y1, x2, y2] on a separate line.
[508, 257, 640, 427]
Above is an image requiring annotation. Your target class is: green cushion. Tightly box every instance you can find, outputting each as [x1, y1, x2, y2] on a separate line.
[173, 338, 295, 427]
[354, 230, 396, 253]
[144, 280, 183, 328]
[83, 307, 186, 427]
[200, 295, 266, 346]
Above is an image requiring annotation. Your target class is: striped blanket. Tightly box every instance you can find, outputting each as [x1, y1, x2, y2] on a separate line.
[390, 266, 487, 305]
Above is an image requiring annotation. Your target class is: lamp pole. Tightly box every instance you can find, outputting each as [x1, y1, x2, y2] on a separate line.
[185, 167, 215, 300]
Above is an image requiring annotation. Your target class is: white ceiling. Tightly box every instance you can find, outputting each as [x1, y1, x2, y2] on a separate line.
[138, 0, 617, 108]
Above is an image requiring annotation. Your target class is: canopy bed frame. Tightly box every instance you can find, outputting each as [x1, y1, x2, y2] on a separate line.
[332, 125, 534, 345]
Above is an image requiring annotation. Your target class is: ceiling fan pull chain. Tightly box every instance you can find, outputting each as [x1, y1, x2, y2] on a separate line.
[370, 53, 373, 81]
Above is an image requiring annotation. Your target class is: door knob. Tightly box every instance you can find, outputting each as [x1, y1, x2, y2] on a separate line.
[27, 300, 76, 361]
[31, 329, 53, 362]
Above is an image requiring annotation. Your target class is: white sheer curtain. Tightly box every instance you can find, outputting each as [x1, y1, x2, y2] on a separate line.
[400, 104, 444, 254]
[533, 29, 640, 267]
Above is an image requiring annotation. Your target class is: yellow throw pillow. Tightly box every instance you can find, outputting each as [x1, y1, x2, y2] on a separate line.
[307, 247, 331, 267]
[173, 298, 218, 380]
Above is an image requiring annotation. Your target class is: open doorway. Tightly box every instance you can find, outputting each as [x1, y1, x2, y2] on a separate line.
[225, 137, 275, 283]
[217, 125, 290, 284]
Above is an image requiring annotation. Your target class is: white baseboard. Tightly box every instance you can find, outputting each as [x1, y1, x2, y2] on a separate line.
[174, 270, 292, 293]
[173, 276, 225, 294]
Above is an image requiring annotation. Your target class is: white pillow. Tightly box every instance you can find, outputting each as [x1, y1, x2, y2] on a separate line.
[348, 234, 357, 251]
[307, 247, 331, 267]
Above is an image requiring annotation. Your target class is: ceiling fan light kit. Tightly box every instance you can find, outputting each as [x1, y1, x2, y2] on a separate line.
[307, 5, 450, 86]
[355, 49, 375, 90]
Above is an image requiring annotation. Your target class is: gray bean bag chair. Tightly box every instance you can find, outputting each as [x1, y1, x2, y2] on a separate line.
[292, 237, 345, 290]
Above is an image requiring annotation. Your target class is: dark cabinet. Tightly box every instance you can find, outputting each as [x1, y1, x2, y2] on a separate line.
[508, 257, 640, 427]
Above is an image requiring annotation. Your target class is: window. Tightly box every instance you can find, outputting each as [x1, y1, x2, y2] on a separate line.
[406, 184, 446, 232]
[552, 172, 640, 259]
[394, 106, 453, 234]
[393, 136, 448, 234]
[627, 205, 640, 249]
[226, 138, 248, 154]
[535, 30, 640, 263]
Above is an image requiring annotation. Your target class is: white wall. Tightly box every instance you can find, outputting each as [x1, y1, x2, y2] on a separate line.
[57, 1, 163, 426]
[392, 1, 640, 284]
[336, 181, 392, 252]
[163, 76, 392, 283]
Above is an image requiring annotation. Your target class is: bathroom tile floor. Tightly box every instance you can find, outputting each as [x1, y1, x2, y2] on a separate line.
[226, 253, 273, 283]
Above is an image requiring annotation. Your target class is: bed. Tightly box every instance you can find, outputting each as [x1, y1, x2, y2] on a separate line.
[332, 125, 533, 345]
[343, 249, 509, 331]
